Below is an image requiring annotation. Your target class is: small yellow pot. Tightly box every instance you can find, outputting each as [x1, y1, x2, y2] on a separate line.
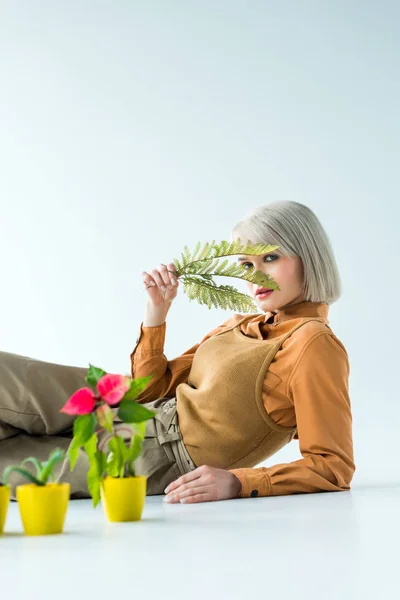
[0, 485, 11, 534]
[101, 476, 147, 522]
[16, 483, 70, 536]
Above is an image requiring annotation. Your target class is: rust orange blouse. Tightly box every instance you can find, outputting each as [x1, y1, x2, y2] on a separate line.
[130, 301, 356, 498]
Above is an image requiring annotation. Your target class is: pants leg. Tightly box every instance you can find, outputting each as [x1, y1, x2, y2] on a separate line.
[0, 351, 197, 499]
[0, 350, 89, 437]
[0, 350, 95, 499]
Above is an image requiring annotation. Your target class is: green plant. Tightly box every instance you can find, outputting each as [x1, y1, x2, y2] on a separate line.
[2, 448, 66, 486]
[60, 365, 156, 507]
[171, 238, 281, 311]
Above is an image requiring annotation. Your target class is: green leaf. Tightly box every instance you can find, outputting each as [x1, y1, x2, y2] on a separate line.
[131, 421, 147, 441]
[106, 437, 122, 478]
[95, 450, 108, 476]
[2, 466, 43, 486]
[117, 400, 156, 423]
[85, 364, 107, 391]
[183, 277, 259, 311]
[172, 238, 282, 313]
[73, 413, 96, 444]
[87, 458, 101, 507]
[83, 434, 101, 506]
[126, 435, 142, 476]
[106, 453, 119, 478]
[38, 448, 65, 483]
[86, 448, 107, 508]
[127, 435, 142, 463]
[106, 434, 131, 478]
[68, 437, 81, 471]
[115, 435, 129, 478]
[122, 376, 154, 401]
[96, 404, 114, 433]
[68, 414, 96, 471]
[20, 457, 43, 478]
[83, 433, 98, 460]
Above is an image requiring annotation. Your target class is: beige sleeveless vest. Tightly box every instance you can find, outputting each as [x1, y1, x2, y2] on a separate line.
[176, 314, 324, 470]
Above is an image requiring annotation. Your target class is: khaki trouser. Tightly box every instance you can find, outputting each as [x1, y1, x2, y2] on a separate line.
[0, 350, 196, 500]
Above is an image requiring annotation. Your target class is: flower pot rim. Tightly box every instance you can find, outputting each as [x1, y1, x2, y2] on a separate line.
[16, 482, 71, 490]
[103, 475, 147, 480]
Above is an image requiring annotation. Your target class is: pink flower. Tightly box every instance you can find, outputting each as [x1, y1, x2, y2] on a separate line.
[97, 374, 130, 406]
[60, 387, 96, 415]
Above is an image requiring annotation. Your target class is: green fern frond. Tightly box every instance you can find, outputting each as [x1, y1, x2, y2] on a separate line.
[170, 237, 281, 313]
[182, 276, 258, 312]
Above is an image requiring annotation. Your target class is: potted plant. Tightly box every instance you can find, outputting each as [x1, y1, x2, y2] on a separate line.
[60, 366, 157, 522]
[2, 448, 69, 536]
[0, 482, 10, 535]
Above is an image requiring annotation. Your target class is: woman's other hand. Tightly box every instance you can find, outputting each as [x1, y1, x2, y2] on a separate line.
[163, 465, 243, 503]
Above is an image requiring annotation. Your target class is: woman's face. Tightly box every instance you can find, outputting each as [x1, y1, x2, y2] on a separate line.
[238, 250, 305, 313]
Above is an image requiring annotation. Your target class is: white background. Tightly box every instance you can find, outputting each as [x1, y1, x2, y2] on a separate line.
[0, 0, 399, 492]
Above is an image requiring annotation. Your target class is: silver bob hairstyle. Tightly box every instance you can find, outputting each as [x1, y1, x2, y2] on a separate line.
[230, 200, 341, 305]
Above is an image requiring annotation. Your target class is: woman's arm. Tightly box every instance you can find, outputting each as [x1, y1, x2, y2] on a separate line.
[229, 332, 356, 497]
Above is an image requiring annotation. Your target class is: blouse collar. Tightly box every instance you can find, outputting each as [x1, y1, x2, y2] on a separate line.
[263, 300, 329, 326]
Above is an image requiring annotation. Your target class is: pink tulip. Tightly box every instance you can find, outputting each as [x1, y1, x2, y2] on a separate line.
[60, 387, 96, 415]
[97, 373, 131, 406]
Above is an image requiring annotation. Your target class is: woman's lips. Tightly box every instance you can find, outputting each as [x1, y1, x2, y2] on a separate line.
[256, 290, 273, 298]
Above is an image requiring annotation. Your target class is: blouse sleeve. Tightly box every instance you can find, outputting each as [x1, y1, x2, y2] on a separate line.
[229, 332, 356, 498]
[129, 316, 237, 404]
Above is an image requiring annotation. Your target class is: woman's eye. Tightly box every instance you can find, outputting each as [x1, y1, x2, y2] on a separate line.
[242, 255, 278, 270]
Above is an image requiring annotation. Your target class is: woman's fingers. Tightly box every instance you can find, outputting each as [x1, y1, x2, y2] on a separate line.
[167, 263, 178, 285]
[141, 262, 179, 293]
[151, 264, 170, 290]
[157, 263, 178, 289]
[141, 272, 156, 290]
[149, 264, 178, 291]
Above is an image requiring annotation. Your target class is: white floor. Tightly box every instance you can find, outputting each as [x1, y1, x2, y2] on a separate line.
[1, 482, 398, 600]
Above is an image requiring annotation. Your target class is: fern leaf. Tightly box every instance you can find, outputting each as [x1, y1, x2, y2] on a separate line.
[169, 238, 281, 313]
[182, 276, 258, 312]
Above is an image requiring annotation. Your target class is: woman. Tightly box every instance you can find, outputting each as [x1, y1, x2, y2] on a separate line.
[0, 200, 355, 503]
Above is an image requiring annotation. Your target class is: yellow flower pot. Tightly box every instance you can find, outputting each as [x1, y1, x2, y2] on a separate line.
[0, 485, 11, 534]
[101, 476, 147, 522]
[16, 483, 70, 536]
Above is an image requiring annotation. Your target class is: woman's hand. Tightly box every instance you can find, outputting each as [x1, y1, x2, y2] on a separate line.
[141, 262, 180, 311]
[163, 465, 242, 503]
